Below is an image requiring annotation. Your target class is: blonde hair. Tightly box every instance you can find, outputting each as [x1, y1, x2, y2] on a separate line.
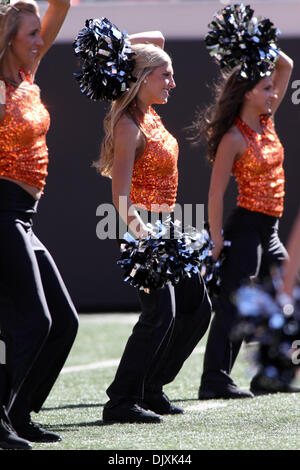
[97, 43, 172, 178]
[0, 1, 39, 76]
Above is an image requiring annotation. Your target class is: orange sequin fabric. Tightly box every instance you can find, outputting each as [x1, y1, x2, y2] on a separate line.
[0, 71, 50, 191]
[232, 115, 285, 218]
[129, 107, 178, 212]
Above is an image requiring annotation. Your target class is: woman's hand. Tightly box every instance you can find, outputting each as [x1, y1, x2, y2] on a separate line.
[212, 235, 224, 261]
[134, 222, 152, 240]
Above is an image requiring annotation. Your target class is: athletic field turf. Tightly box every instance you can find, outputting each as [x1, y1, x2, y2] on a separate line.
[28, 313, 300, 451]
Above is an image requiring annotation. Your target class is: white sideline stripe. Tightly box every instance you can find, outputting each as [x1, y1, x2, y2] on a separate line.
[61, 346, 206, 374]
[61, 359, 119, 374]
[185, 402, 229, 412]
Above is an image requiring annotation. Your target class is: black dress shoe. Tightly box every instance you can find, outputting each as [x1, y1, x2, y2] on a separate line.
[198, 384, 254, 400]
[13, 420, 62, 443]
[0, 406, 32, 450]
[142, 392, 184, 415]
[250, 374, 300, 395]
[103, 400, 162, 424]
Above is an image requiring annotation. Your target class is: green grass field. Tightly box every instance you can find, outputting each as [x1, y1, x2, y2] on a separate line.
[28, 313, 300, 451]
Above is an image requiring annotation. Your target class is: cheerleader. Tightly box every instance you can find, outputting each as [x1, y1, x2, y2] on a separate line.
[0, 0, 78, 449]
[73, 21, 212, 423]
[191, 5, 296, 399]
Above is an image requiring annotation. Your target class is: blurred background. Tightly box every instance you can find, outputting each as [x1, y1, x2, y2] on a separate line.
[33, 0, 300, 312]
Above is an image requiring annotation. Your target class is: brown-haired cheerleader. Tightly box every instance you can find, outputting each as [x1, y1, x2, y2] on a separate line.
[192, 4, 297, 399]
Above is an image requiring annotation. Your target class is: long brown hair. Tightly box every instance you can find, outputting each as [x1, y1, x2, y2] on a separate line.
[190, 66, 261, 166]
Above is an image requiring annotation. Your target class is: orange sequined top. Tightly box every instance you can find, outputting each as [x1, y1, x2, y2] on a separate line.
[232, 115, 285, 218]
[129, 107, 178, 212]
[0, 70, 50, 191]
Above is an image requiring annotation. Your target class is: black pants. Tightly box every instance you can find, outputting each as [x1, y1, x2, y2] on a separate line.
[0, 180, 79, 421]
[200, 207, 288, 390]
[106, 211, 212, 404]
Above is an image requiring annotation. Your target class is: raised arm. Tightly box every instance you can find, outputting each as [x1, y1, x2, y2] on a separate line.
[271, 51, 294, 115]
[33, 0, 70, 73]
[128, 31, 165, 49]
[208, 129, 244, 260]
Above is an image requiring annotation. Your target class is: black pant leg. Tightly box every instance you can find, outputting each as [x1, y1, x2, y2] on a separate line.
[106, 283, 175, 404]
[0, 218, 52, 412]
[0, 364, 9, 406]
[145, 272, 211, 389]
[259, 219, 288, 281]
[200, 212, 262, 390]
[9, 235, 79, 418]
[229, 218, 287, 372]
[250, 220, 289, 382]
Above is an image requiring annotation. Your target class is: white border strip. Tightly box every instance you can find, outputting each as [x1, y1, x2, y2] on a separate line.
[38, 1, 300, 42]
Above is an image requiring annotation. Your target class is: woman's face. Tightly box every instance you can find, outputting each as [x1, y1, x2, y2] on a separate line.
[10, 13, 44, 69]
[142, 60, 176, 105]
[246, 76, 278, 114]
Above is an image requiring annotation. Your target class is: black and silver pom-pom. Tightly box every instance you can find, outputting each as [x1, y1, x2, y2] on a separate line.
[73, 17, 136, 101]
[198, 222, 231, 297]
[233, 276, 300, 386]
[117, 220, 216, 292]
[205, 3, 281, 81]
